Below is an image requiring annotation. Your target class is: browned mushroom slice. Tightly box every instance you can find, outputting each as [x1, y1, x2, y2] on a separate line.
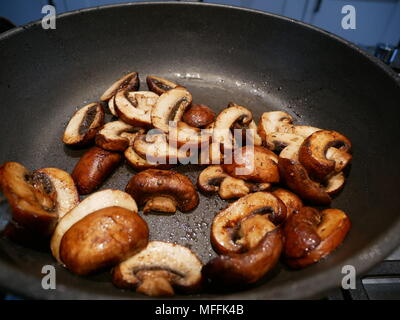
[324, 172, 346, 196]
[108, 96, 117, 117]
[291, 125, 321, 137]
[60, 206, 148, 276]
[272, 188, 303, 219]
[197, 165, 228, 193]
[146, 75, 178, 95]
[218, 176, 250, 200]
[182, 104, 216, 128]
[278, 157, 331, 205]
[51, 189, 138, 263]
[298, 130, 352, 181]
[326, 147, 352, 173]
[133, 132, 191, 165]
[211, 192, 286, 254]
[125, 169, 199, 214]
[265, 132, 304, 153]
[100, 72, 139, 101]
[114, 90, 159, 127]
[284, 207, 351, 269]
[125, 145, 174, 171]
[63, 103, 105, 147]
[202, 227, 283, 286]
[95, 121, 144, 151]
[222, 146, 280, 183]
[112, 241, 203, 296]
[0, 162, 79, 239]
[257, 111, 294, 142]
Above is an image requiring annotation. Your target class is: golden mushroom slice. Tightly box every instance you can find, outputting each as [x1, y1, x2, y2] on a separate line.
[283, 207, 351, 269]
[146, 75, 178, 95]
[63, 103, 105, 147]
[112, 241, 203, 297]
[218, 176, 250, 200]
[100, 72, 139, 101]
[272, 188, 303, 219]
[197, 165, 229, 193]
[51, 189, 138, 264]
[257, 111, 294, 142]
[124, 144, 174, 171]
[211, 192, 286, 254]
[95, 120, 144, 151]
[114, 90, 159, 127]
[125, 169, 199, 214]
[0, 162, 79, 240]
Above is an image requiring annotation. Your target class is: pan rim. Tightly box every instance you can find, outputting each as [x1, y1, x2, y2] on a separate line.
[0, 1, 400, 300]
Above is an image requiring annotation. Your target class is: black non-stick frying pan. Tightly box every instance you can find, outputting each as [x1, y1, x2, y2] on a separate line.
[0, 2, 400, 300]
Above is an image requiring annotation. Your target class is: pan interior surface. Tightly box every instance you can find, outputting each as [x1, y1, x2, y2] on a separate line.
[0, 3, 400, 299]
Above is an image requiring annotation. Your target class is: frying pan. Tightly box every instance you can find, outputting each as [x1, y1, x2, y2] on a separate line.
[0, 2, 400, 300]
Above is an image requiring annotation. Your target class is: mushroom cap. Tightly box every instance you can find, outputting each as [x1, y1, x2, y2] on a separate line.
[284, 207, 351, 268]
[60, 206, 148, 275]
[272, 188, 303, 219]
[202, 227, 283, 286]
[197, 165, 228, 193]
[51, 189, 138, 264]
[114, 90, 159, 127]
[100, 72, 139, 101]
[211, 192, 286, 254]
[125, 169, 199, 213]
[95, 120, 143, 151]
[222, 146, 280, 183]
[146, 75, 178, 95]
[151, 87, 192, 133]
[182, 104, 216, 128]
[298, 130, 352, 181]
[278, 157, 331, 205]
[112, 241, 203, 296]
[324, 172, 346, 196]
[63, 103, 105, 147]
[218, 176, 250, 200]
[0, 162, 79, 237]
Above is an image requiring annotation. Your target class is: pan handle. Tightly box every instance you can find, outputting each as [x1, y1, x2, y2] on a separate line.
[0, 17, 16, 34]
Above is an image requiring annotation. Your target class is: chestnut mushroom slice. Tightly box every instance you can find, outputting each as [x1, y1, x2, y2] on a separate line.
[324, 172, 346, 196]
[218, 176, 250, 200]
[151, 87, 192, 133]
[125, 169, 199, 214]
[222, 146, 280, 183]
[197, 165, 228, 193]
[284, 207, 351, 269]
[0, 162, 79, 238]
[63, 103, 105, 147]
[114, 90, 159, 127]
[298, 130, 352, 181]
[182, 104, 216, 128]
[125, 145, 174, 171]
[211, 192, 286, 254]
[146, 75, 178, 95]
[95, 121, 144, 151]
[108, 96, 118, 117]
[203, 227, 283, 286]
[60, 206, 149, 276]
[272, 188, 303, 219]
[265, 132, 304, 153]
[51, 189, 138, 264]
[257, 111, 294, 142]
[112, 241, 203, 296]
[133, 132, 190, 164]
[278, 157, 331, 205]
[100, 72, 139, 101]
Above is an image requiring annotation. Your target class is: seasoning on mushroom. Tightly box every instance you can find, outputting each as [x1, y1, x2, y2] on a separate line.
[112, 241, 203, 296]
[63, 103, 105, 147]
[100, 72, 140, 102]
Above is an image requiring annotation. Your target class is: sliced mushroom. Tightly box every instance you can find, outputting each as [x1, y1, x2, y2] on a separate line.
[222, 146, 280, 183]
[197, 165, 228, 193]
[112, 241, 203, 296]
[326, 147, 352, 173]
[182, 104, 216, 128]
[125, 169, 199, 213]
[146, 75, 178, 95]
[272, 188, 303, 219]
[232, 120, 263, 147]
[133, 132, 191, 164]
[298, 130, 352, 181]
[63, 103, 105, 147]
[202, 227, 283, 286]
[60, 206, 148, 275]
[265, 132, 304, 153]
[257, 111, 294, 142]
[284, 207, 351, 269]
[51, 189, 138, 264]
[211, 192, 286, 254]
[114, 90, 159, 127]
[100, 72, 139, 101]
[291, 125, 321, 138]
[278, 157, 331, 205]
[108, 96, 118, 117]
[95, 121, 144, 151]
[0, 162, 79, 239]
[218, 176, 250, 200]
[324, 172, 346, 196]
[125, 145, 174, 171]
[71, 146, 122, 195]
